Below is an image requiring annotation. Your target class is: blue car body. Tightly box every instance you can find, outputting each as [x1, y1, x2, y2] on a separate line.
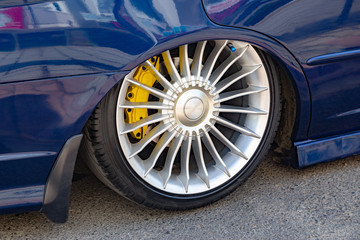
[0, 0, 359, 221]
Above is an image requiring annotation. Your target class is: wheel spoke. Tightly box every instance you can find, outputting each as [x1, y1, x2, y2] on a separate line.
[208, 45, 249, 88]
[211, 65, 261, 95]
[119, 101, 173, 110]
[142, 60, 179, 93]
[179, 44, 191, 86]
[129, 124, 171, 158]
[216, 85, 268, 103]
[202, 131, 230, 177]
[215, 105, 267, 115]
[209, 125, 248, 160]
[201, 40, 228, 84]
[193, 134, 210, 188]
[120, 113, 169, 134]
[191, 41, 207, 82]
[162, 50, 183, 87]
[216, 117, 261, 139]
[143, 130, 177, 176]
[117, 40, 272, 195]
[126, 77, 175, 101]
[178, 134, 192, 192]
[160, 134, 185, 188]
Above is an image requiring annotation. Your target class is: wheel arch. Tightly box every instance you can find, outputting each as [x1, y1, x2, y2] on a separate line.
[75, 29, 309, 200]
[107, 27, 310, 167]
[119, 26, 310, 141]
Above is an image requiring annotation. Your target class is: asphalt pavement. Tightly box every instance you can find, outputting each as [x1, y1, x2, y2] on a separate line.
[1, 153, 359, 239]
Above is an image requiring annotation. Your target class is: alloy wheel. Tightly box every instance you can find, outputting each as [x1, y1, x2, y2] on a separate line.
[116, 40, 271, 194]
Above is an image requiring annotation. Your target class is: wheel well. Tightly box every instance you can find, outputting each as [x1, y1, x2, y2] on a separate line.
[262, 50, 297, 159]
[76, 43, 300, 171]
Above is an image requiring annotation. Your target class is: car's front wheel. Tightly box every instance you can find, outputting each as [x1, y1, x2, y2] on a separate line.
[81, 40, 280, 209]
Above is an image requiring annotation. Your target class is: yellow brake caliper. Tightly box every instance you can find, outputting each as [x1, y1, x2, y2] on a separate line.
[125, 57, 159, 139]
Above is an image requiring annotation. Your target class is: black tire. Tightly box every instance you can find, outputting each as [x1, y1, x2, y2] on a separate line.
[79, 41, 281, 210]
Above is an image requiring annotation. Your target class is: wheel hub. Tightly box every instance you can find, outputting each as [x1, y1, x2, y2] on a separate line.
[184, 97, 204, 121]
[170, 86, 217, 136]
[116, 40, 271, 194]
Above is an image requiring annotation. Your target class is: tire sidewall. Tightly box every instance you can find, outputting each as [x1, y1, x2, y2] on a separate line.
[95, 51, 281, 209]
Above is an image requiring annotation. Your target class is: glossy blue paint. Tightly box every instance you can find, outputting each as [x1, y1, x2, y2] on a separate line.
[0, 152, 56, 189]
[0, 71, 128, 214]
[305, 58, 360, 138]
[0, 0, 208, 84]
[202, 0, 360, 139]
[296, 131, 360, 168]
[0, 0, 358, 216]
[0, 185, 44, 214]
[0, 1, 51, 8]
[0, 0, 313, 214]
[307, 48, 360, 65]
[0, 0, 311, 141]
[0, 72, 128, 155]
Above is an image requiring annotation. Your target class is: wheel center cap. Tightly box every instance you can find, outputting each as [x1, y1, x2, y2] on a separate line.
[184, 97, 204, 120]
[173, 88, 212, 128]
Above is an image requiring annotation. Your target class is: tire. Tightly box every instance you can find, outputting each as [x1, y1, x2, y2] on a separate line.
[80, 40, 281, 209]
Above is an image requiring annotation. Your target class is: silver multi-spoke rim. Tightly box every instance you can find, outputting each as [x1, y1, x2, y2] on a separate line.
[116, 40, 270, 194]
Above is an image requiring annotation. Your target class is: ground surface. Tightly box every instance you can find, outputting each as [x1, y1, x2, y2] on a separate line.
[1, 154, 359, 239]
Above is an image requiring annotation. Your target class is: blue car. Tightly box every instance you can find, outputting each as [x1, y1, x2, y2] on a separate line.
[0, 0, 359, 222]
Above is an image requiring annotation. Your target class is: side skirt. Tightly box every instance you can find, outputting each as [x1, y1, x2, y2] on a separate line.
[41, 134, 83, 223]
[0, 185, 44, 215]
[295, 131, 360, 168]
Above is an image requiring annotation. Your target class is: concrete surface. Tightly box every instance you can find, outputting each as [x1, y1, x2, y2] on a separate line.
[0, 154, 359, 239]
